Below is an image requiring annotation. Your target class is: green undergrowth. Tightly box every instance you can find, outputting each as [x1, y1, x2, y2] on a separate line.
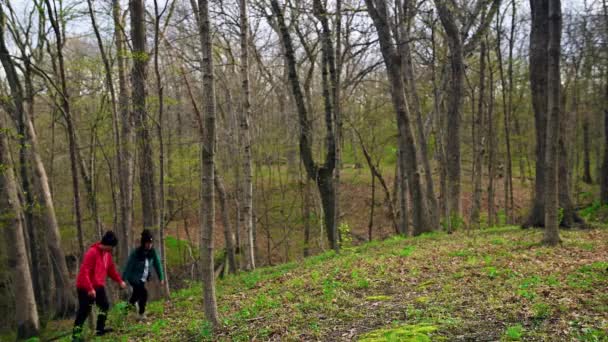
[41, 225, 608, 341]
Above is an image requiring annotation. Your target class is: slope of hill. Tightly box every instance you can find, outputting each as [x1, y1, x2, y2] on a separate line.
[39, 226, 608, 341]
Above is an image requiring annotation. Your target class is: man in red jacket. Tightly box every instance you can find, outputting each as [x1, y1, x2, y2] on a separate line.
[72, 231, 126, 341]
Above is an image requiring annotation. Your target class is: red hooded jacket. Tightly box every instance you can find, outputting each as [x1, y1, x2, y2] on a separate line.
[76, 242, 123, 292]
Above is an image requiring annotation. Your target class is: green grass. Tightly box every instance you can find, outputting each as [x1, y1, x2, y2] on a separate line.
[33, 226, 608, 341]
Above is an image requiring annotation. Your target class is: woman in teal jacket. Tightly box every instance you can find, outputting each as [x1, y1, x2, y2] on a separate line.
[122, 229, 164, 319]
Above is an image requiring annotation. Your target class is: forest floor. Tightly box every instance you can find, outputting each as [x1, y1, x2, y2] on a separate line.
[40, 225, 608, 341]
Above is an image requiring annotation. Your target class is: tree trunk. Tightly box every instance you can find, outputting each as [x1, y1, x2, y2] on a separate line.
[435, 0, 464, 230]
[399, 0, 439, 229]
[496, 14, 514, 224]
[130, 0, 158, 235]
[153, 0, 170, 296]
[601, 0, 608, 203]
[365, 0, 432, 236]
[114, 0, 134, 265]
[542, 0, 561, 245]
[239, 0, 255, 270]
[195, 0, 220, 326]
[487, 44, 497, 226]
[270, 0, 339, 250]
[471, 39, 486, 228]
[526, 0, 550, 228]
[0, 11, 45, 311]
[0, 10, 76, 314]
[313, 0, 340, 250]
[582, 115, 593, 184]
[334, 0, 343, 243]
[0, 123, 40, 339]
[526, 0, 581, 228]
[398, 152, 409, 235]
[215, 170, 238, 274]
[44, 0, 86, 259]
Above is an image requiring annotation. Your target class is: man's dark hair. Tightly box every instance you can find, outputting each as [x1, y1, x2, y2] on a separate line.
[101, 231, 118, 247]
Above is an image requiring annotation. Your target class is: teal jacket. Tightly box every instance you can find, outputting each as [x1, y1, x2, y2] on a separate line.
[122, 247, 164, 285]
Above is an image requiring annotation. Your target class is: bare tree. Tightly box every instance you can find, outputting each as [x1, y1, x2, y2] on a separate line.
[269, 0, 339, 250]
[239, 0, 255, 270]
[43, 0, 86, 257]
[433, 0, 499, 230]
[0, 122, 40, 339]
[192, 0, 220, 325]
[114, 0, 134, 265]
[365, 0, 432, 235]
[600, 0, 608, 203]
[542, 0, 561, 245]
[0, 2, 76, 316]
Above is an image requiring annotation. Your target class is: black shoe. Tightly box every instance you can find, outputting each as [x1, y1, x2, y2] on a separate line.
[96, 328, 114, 336]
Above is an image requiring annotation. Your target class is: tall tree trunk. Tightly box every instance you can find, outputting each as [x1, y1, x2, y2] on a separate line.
[0, 123, 40, 339]
[239, 0, 255, 270]
[114, 0, 133, 265]
[600, 0, 608, 203]
[44, 0, 85, 258]
[543, 0, 561, 245]
[487, 44, 497, 226]
[130, 0, 158, 236]
[313, 0, 339, 250]
[195, 0, 220, 325]
[153, 0, 170, 296]
[270, 0, 339, 250]
[471, 39, 486, 227]
[365, 0, 432, 236]
[399, 0, 439, 229]
[496, 14, 514, 224]
[87, 0, 121, 239]
[526, 0, 550, 228]
[1, 18, 76, 314]
[334, 0, 343, 242]
[25, 114, 75, 316]
[435, 0, 464, 230]
[527, 0, 582, 228]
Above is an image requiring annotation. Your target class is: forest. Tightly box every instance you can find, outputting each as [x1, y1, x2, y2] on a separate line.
[0, 0, 607, 340]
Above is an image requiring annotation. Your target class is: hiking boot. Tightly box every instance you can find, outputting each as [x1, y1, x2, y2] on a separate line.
[137, 313, 147, 322]
[96, 328, 114, 336]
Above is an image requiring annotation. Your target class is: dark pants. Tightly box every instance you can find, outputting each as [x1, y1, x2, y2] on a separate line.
[73, 287, 109, 338]
[129, 281, 148, 314]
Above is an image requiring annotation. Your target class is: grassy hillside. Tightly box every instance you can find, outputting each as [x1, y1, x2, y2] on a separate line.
[37, 226, 608, 341]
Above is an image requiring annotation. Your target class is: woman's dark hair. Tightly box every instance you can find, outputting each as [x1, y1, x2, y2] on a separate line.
[101, 231, 118, 247]
[140, 229, 153, 247]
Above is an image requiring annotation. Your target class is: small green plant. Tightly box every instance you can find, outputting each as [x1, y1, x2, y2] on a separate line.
[351, 269, 370, 289]
[485, 266, 499, 279]
[504, 324, 524, 340]
[518, 276, 541, 300]
[359, 323, 438, 342]
[398, 245, 416, 257]
[449, 249, 473, 257]
[339, 222, 353, 249]
[151, 319, 167, 335]
[531, 302, 551, 320]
